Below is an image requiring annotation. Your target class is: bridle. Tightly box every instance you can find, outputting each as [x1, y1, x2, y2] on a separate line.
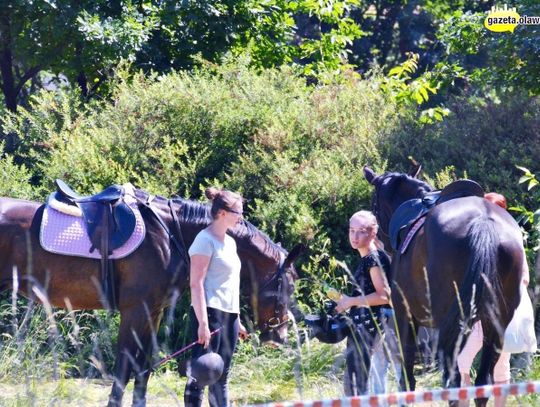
[370, 179, 391, 240]
[140, 191, 292, 333]
[257, 255, 291, 331]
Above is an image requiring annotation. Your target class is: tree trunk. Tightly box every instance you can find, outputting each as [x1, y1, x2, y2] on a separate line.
[77, 71, 88, 97]
[0, 13, 17, 112]
[75, 40, 88, 97]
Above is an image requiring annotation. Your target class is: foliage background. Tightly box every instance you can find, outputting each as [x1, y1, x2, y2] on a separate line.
[0, 0, 539, 403]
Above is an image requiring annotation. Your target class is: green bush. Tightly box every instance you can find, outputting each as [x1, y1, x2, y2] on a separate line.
[4, 59, 400, 261]
[3, 59, 539, 378]
[380, 91, 540, 207]
[0, 145, 38, 200]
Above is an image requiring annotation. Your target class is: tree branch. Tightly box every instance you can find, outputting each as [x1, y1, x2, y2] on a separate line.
[14, 65, 42, 96]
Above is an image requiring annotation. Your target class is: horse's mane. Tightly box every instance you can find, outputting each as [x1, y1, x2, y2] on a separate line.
[176, 198, 212, 226]
[171, 197, 284, 263]
[231, 220, 284, 263]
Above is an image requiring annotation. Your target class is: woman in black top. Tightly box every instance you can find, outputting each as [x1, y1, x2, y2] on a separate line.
[336, 210, 392, 396]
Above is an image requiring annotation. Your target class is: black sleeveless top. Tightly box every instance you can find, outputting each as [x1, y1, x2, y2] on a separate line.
[350, 249, 392, 329]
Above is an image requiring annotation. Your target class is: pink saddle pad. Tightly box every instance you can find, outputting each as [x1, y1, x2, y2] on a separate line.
[40, 203, 146, 259]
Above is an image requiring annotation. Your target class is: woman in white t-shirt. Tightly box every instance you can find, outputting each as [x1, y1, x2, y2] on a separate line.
[184, 187, 248, 407]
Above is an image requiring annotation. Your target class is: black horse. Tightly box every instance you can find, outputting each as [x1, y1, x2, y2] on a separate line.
[364, 166, 523, 406]
[0, 188, 303, 406]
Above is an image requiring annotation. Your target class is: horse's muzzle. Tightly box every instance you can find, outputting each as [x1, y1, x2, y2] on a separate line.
[259, 323, 288, 346]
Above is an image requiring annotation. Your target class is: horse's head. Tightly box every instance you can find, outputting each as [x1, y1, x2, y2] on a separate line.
[233, 222, 304, 346]
[363, 166, 433, 245]
[251, 244, 304, 346]
[174, 198, 304, 346]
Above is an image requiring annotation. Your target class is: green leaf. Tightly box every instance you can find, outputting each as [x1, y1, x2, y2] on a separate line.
[388, 66, 403, 77]
[516, 165, 532, 175]
[419, 87, 429, 102]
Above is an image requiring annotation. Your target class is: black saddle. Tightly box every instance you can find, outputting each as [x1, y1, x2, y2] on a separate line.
[52, 179, 139, 311]
[56, 179, 124, 203]
[389, 179, 484, 251]
[54, 179, 136, 252]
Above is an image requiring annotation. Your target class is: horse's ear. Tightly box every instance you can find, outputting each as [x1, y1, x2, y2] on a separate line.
[408, 162, 422, 178]
[363, 166, 378, 185]
[283, 243, 306, 269]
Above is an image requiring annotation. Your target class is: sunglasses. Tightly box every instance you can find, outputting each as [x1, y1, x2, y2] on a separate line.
[224, 207, 243, 216]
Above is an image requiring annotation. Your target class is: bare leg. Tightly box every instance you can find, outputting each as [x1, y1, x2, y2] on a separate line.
[494, 379, 509, 407]
[458, 373, 472, 407]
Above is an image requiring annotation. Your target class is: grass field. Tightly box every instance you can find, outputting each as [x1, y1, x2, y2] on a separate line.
[0, 335, 538, 407]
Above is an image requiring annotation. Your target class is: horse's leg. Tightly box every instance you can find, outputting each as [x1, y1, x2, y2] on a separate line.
[443, 347, 463, 407]
[108, 307, 151, 407]
[440, 320, 463, 407]
[401, 322, 418, 392]
[108, 326, 135, 406]
[472, 321, 504, 407]
[132, 308, 163, 407]
[394, 299, 417, 392]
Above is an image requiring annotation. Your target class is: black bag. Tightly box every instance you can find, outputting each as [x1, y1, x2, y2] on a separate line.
[305, 309, 352, 344]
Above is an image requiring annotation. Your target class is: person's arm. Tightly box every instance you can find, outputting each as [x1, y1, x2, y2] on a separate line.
[335, 266, 390, 313]
[190, 254, 212, 348]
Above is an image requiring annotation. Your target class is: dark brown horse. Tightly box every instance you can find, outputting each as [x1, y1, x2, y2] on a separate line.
[0, 189, 303, 407]
[364, 166, 523, 406]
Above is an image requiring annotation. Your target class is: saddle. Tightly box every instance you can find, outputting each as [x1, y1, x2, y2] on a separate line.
[389, 179, 484, 252]
[54, 179, 136, 251]
[52, 179, 138, 309]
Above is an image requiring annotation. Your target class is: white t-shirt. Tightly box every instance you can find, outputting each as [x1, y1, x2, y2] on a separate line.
[188, 228, 241, 313]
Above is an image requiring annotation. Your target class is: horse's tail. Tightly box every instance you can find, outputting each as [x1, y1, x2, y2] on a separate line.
[438, 216, 503, 359]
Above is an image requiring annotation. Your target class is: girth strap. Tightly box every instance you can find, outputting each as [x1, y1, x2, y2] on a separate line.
[99, 206, 117, 310]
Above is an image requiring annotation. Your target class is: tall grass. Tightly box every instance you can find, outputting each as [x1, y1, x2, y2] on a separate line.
[0, 293, 118, 382]
[1, 292, 538, 406]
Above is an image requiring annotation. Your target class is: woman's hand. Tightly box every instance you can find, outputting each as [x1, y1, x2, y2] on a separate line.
[238, 321, 249, 340]
[335, 294, 356, 313]
[197, 323, 212, 349]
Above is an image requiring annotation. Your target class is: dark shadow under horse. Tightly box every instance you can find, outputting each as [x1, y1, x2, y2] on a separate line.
[364, 166, 523, 407]
[0, 187, 303, 406]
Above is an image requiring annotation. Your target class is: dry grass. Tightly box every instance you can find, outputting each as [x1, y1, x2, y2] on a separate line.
[0, 340, 538, 406]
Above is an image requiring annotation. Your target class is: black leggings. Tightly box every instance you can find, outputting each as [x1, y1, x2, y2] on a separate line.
[184, 307, 239, 407]
[344, 314, 384, 396]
